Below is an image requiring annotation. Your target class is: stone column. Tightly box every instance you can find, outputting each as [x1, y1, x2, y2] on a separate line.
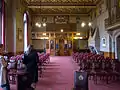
[54, 33, 55, 55]
[5, 0, 16, 53]
[49, 33, 50, 50]
[72, 32, 74, 51]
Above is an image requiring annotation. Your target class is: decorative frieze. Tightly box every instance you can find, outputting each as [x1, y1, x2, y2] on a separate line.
[54, 15, 69, 24]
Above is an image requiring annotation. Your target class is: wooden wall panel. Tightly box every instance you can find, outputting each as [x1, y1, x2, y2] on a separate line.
[104, 52, 115, 59]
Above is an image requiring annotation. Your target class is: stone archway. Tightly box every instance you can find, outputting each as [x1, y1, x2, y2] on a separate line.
[107, 29, 120, 59]
[116, 35, 120, 60]
[114, 31, 120, 60]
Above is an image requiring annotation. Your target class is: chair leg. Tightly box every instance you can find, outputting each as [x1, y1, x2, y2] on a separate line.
[93, 75, 97, 84]
[106, 75, 109, 84]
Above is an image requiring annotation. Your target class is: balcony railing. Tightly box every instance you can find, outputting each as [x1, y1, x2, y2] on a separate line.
[105, 14, 120, 29]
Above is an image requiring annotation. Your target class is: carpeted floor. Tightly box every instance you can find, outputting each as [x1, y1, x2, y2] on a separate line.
[11, 56, 120, 90]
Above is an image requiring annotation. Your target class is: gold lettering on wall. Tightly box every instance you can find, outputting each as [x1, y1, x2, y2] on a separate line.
[54, 16, 69, 24]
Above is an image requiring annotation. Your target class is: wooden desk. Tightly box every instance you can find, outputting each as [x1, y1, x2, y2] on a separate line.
[8, 70, 28, 90]
[16, 71, 28, 90]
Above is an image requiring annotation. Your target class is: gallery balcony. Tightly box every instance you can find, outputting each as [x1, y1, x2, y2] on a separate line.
[105, 15, 120, 30]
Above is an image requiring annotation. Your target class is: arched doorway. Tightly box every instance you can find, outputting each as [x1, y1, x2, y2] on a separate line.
[116, 35, 120, 60]
[114, 30, 120, 60]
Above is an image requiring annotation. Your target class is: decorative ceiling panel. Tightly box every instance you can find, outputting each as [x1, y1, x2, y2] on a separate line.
[24, 0, 100, 15]
[31, 8, 91, 14]
[25, 0, 99, 4]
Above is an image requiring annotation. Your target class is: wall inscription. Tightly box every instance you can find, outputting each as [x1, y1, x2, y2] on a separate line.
[54, 16, 69, 24]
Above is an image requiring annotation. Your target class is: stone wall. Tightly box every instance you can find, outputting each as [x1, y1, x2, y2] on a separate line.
[88, 1, 110, 54]
[5, 0, 32, 54]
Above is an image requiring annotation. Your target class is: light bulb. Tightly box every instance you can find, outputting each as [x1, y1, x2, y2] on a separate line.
[88, 22, 92, 27]
[35, 22, 39, 26]
[61, 29, 63, 32]
[43, 23, 46, 27]
[79, 37, 83, 39]
[38, 23, 41, 27]
[81, 22, 86, 27]
[43, 33, 46, 36]
[76, 33, 80, 35]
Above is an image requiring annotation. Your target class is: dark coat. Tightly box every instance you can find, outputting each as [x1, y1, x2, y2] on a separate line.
[23, 50, 39, 83]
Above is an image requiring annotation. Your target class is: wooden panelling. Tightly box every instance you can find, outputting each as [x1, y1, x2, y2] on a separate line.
[104, 52, 115, 59]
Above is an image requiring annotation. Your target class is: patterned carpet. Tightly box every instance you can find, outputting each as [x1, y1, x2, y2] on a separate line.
[11, 56, 120, 90]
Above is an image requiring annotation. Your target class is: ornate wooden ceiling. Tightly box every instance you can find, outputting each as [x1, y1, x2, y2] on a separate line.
[30, 7, 91, 14]
[25, 0, 99, 4]
[24, 0, 100, 15]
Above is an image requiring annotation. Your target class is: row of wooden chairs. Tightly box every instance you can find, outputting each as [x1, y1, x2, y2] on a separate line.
[37, 52, 50, 77]
[72, 52, 120, 84]
[7, 52, 50, 84]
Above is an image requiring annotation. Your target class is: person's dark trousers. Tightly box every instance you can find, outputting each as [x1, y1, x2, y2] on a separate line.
[25, 73, 36, 90]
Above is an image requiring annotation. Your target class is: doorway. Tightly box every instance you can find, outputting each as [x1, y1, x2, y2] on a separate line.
[59, 38, 64, 56]
[117, 35, 120, 60]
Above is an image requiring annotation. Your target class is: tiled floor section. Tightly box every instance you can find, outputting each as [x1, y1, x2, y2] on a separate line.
[10, 56, 120, 90]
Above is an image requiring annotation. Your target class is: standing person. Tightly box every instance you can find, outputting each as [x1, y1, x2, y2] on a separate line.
[0, 44, 10, 90]
[23, 45, 39, 90]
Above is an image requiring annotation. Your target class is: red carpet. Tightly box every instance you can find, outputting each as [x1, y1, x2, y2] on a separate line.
[11, 56, 120, 90]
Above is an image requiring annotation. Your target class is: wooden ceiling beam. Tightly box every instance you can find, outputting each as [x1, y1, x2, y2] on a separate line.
[27, 2, 96, 7]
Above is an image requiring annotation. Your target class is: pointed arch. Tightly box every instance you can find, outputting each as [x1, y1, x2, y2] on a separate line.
[1, 0, 5, 46]
[114, 31, 120, 59]
[23, 12, 28, 51]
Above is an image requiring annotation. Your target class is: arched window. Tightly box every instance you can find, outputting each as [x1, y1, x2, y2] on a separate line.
[1, 0, 5, 45]
[23, 13, 28, 51]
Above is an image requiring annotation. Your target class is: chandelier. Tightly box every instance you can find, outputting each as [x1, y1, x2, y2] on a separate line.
[35, 0, 46, 28]
[81, 0, 92, 28]
[81, 22, 92, 27]
[35, 22, 46, 27]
